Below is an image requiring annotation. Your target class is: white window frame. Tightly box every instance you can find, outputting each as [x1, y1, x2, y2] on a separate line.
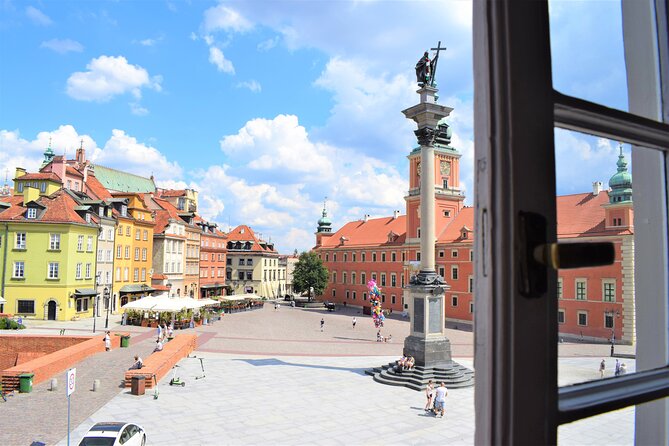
[26, 207, 37, 219]
[75, 263, 82, 279]
[575, 278, 587, 301]
[13, 261, 24, 278]
[15, 232, 26, 249]
[49, 233, 60, 250]
[48, 262, 59, 279]
[602, 279, 616, 302]
[77, 235, 84, 251]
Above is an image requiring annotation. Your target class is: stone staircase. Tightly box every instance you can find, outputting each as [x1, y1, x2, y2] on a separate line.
[365, 361, 474, 391]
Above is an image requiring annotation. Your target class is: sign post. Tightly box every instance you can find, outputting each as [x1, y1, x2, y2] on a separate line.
[66, 368, 76, 446]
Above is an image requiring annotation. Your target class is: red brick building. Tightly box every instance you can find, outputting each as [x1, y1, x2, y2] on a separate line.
[196, 216, 227, 298]
[314, 116, 634, 344]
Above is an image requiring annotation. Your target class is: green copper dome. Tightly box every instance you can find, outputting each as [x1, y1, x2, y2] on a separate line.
[608, 145, 632, 203]
[317, 200, 332, 233]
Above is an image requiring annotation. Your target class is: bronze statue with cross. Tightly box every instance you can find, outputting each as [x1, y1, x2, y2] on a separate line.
[415, 41, 446, 88]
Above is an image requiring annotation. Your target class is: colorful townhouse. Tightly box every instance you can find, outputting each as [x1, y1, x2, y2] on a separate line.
[149, 195, 186, 296]
[314, 105, 634, 343]
[196, 216, 227, 298]
[226, 225, 284, 298]
[0, 173, 99, 321]
[181, 212, 201, 298]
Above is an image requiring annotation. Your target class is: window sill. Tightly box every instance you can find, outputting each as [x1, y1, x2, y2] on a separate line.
[47, 249, 61, 252]
[13, 248, 27, 251]
[46, 278, 60, 281]
[11, 277, 26, 281]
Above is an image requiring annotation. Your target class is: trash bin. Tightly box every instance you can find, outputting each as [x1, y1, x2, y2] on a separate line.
[120, 335, 130, 348]
[131, 376, 145, 396]
[19, 373, 34, 393]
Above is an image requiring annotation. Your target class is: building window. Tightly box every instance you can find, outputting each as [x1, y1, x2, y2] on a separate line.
[444, 210, 451, 217]
[97, 249, 103, 262]
[325, 254, 329, 262]
[346, 290, 350, 300]
[452, 249, 458, 258]
[117, 245, 122, 258]
[75, 263, 82, 279]
[372, 273, 377, 282]
[126, 226, 130, 236]
[143, 230, 148, 241]
[26, 207, 37, 219]
[238, 272, 244, 280]
[344, 253, 348, 262]
[380, 273, 386, 286]
[115, 267, 121, 281]
[85, 263, 91, 279]
[333, 253, 337, 262]
[391, 295, 396, 304]
[118, 225, 123, 235]
[123, 268, 129, 281]
[417, 253, 421, 261]
[246, 272, 252, 280]
[469, 250, 473, 261]
[451, 266, 459, 280]
[362, 252, 366, 262]
[239, 259, 244, 266]
[470, 302, 474, 313]
[558, 310, 565, 324]
[439, 250, 445, 258]
[381, 294, 385, 303]
[351, 272, 356, 285]
[577, 312, 588, 327]
[363, 292, 367, 301]
[352, 253, 357, 262]
[381, 252, 386, 262]
[361, 272, 366, 284]
[603, 280, 615, 302]
[391, 252, 396, 262]
[76, 298, 89, 312]
[343, 272, 347, 284]
[576, 279, 587, 300]
[125, 246, 130, 259]
[558, 278, 563, 299]
[17, 300, 35, 314]
[13, 261, 24, 278]
[391, 274, 397, 287]
[142, 248, 147, 261]
[452, 296, 458, 307]
[50, 233, 60, 250]
[133, 268, 139, 282]
[247, 259, 253, 266]
[15, 232, 26, 249]
[439, 267, 445, 277]
[372, 252, 377, 262]
[605, 314, 614, 329]
[469, 277, 473, 293]
[401, 275, 405, 287]
[352, 291, 357, 300]
[332, 272, 337, 283]
[77, 235, 84, 251]
[134, 248, 139, 261]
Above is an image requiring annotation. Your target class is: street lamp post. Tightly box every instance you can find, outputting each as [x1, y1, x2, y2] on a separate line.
[104, 287, 110, 329]
[93, 273, 100, 333]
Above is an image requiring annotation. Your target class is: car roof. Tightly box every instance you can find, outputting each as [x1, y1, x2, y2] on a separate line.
[90, 422, 127, 432]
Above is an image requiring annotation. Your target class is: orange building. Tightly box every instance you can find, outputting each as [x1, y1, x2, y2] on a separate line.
[315, 115, 634, 343]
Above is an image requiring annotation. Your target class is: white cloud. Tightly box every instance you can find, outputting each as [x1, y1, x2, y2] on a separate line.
[66, 55, 162, 102]
[236, 80, 261, 93]
[257, 36, 279, 51]
[40, 39, 83, 54]
[130, 102, 149, 116]
[90, 129, 183, 180]
[26, 6, 52, 26]
[208, 47, 235, 74]
[138, 37, 162, 47]
[203, 4, 253, 34]
[0, 126, 99, 182]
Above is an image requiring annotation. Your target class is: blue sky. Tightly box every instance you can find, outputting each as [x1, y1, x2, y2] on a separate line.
[0, 0, 629, 253]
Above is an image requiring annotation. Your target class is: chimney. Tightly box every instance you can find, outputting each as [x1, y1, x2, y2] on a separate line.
[24, 185, 39, 203]
[363, 214, 370, 222]
[15, 167, 26, 180]
[592, 181, 603, 196]
[393, 210, 400, 219]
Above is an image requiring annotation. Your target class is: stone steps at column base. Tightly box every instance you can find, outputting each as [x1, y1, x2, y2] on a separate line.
[365, 361, 475, 391]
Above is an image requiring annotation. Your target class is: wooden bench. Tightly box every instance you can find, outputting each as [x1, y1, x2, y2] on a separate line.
[124, 334, 197, 389]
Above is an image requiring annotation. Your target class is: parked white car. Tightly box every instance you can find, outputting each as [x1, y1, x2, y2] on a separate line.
[78, 422, 146, 446]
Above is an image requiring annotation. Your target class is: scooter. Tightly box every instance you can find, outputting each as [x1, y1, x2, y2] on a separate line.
[194, 357, 206, 380]
[169, 365, 186, 387]
[152, 374, 159, 400]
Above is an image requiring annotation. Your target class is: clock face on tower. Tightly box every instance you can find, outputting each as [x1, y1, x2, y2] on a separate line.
[440, 160, 451, 176]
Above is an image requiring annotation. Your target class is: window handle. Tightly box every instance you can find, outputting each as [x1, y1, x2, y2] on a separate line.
[533, 242, 615, 270]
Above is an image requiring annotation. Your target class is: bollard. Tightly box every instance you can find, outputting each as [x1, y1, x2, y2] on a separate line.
[93, 379, 100, 392]
[50, 378, 58, 391]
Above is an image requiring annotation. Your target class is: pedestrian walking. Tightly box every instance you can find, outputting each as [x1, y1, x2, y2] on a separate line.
[615, 359, 621, 376]
[599, 359, 606, 378]
[104, 331, 111, 352]
[424, 380, 434, 413]
[434, 382, 448, 418]
[352, 317, 357, 329]
[320, 318, 325, 332]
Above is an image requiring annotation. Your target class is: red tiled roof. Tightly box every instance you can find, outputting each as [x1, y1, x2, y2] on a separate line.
[152, 197, 183, 234]
[85, 174, 113, 200]
[437, 207, 474, 244]
[152, 273, 167, 280]
[159, 189, 186, 197]
[227, 225, 275, 252]
[66, 166, 84, 178]
[14, 172, 62, 182]
[320, 216, 407, 248]
[0, 190, 90, 225]
[153, 285, 170, 291]
[556, 191, 631, 237]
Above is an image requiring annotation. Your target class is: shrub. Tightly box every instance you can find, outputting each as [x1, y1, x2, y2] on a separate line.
[0, 318, 7, 329]
[9, 320, 19, 330]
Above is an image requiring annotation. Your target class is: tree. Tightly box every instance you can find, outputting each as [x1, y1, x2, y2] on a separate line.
[292, 251, 329, 302]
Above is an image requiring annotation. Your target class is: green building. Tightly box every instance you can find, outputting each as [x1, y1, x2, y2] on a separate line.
[0, 176, 99, 321]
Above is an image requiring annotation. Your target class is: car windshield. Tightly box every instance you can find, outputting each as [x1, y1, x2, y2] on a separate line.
[78, 437, 116, 446]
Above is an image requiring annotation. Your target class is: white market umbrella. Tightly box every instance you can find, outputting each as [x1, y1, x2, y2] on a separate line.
[121, 295, 162, 311]
[198, 298, 219, 307]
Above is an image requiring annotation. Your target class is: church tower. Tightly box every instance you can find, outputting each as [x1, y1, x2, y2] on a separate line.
[39, 137, 55, 169]
[603, 144, 633, 229]
[405, 115, 465, 241]
[315, 199, 334, 247]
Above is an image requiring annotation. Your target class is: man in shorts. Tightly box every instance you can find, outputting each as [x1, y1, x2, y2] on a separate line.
[434, 382, 448, 418]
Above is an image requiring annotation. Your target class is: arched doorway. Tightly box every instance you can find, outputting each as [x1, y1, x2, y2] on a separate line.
[47, 300, 57, 320]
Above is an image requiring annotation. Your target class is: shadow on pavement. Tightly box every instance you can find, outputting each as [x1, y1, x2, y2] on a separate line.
[234, 358, 369, 375]
[332, 336, 376, 342]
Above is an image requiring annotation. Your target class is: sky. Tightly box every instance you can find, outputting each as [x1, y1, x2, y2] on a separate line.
[0, 0, 630, 254]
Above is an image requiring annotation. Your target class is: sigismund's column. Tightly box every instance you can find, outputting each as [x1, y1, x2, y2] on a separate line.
[401, 84, 453, 367]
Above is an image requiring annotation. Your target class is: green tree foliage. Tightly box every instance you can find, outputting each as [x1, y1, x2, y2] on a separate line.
[293, 251, 329, 301]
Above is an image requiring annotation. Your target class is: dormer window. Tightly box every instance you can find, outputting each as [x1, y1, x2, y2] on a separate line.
[121, 205, 127, 217]
[462, 230, 468, 239]
[17, 182, 24, 192]
[85, 213, 91, 223]
[26, 208, 37, 219]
